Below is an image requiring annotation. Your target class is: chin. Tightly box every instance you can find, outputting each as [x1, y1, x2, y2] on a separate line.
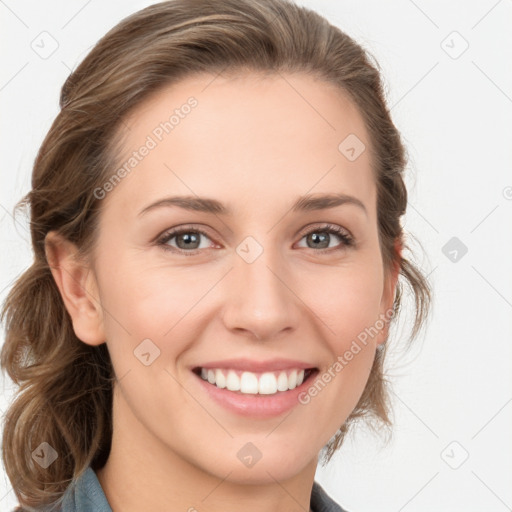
[197, 444, 317, 485]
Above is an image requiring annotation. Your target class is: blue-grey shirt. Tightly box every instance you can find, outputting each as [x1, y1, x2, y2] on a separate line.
[27, 465, 350, 511]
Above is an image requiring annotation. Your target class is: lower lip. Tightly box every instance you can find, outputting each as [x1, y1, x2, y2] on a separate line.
[192, 370, 318, 419]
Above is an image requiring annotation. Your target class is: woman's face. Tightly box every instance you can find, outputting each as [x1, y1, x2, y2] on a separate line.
[87, 72, 397, 483]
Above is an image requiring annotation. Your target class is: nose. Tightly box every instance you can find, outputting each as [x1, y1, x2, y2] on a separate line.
[220, 244, 301, 341]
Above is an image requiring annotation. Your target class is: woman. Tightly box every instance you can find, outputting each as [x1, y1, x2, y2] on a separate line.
[1, 0, 431, 510]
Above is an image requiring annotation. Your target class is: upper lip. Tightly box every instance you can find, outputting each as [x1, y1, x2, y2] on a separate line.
[192, 358, 317, 373]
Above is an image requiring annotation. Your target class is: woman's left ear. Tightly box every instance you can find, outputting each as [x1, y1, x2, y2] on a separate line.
[45, 231, 106, 346]
[376, 239, 402, 347]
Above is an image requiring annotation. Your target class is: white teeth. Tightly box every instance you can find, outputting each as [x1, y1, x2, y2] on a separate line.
[288, 369, 298, 389]
[240, 372, 259, 394]
[259, 372, 277, 394]
[198, 368, 308, 395]
[226, 370, 240, 391]
[276, 371, 289, 391]
[215, 369, 226, 389]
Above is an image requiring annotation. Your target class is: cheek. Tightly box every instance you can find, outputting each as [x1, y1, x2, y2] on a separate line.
[298, 259, 384, 347]
[96, 263, 206, 403]
[98, 250, 208, 337]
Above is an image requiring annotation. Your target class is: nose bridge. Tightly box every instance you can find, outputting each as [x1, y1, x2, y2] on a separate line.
[222, 236, 298, 340]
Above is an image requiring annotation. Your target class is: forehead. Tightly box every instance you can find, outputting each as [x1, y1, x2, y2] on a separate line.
[105, 71, 376, 218]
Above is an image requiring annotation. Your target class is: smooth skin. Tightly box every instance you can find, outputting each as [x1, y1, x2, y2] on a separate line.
[46, 71, 400, 512]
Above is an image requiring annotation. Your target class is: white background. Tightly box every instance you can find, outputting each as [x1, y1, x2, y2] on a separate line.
[1, 1, 511, 511]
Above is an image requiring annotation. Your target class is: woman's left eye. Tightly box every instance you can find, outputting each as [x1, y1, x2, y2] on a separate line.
[296, 224, 354, 251]
[156, 224, 354, 255]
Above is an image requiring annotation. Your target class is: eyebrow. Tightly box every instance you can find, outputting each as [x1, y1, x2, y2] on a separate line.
[138, 193, 368, 218]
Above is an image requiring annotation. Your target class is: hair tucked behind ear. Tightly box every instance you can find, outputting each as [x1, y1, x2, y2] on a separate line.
[1, 252, 114, 509]
[1, 0, 431, 508]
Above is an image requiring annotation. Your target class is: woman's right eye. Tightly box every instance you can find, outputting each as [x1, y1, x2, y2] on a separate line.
[157, 228, 216, 255]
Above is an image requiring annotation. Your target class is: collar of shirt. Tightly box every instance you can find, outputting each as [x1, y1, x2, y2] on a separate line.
[50, 466, 350, 512]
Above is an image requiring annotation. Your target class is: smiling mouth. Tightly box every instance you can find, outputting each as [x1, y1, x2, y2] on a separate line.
[192, 367, 318, 395]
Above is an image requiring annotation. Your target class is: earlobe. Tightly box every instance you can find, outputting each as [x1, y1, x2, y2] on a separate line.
[45, 231, 106, 346]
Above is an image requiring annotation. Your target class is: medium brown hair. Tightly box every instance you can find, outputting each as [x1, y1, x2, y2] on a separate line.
[1, 0, 431, 508]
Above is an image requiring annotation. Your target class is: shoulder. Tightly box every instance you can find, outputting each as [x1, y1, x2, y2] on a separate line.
[15, 466, 112, 512]
[59, 466, 112, 512]
[311, 480, 352, 512]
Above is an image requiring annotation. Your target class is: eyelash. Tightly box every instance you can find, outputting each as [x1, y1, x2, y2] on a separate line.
[156, 223, 355, 256]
